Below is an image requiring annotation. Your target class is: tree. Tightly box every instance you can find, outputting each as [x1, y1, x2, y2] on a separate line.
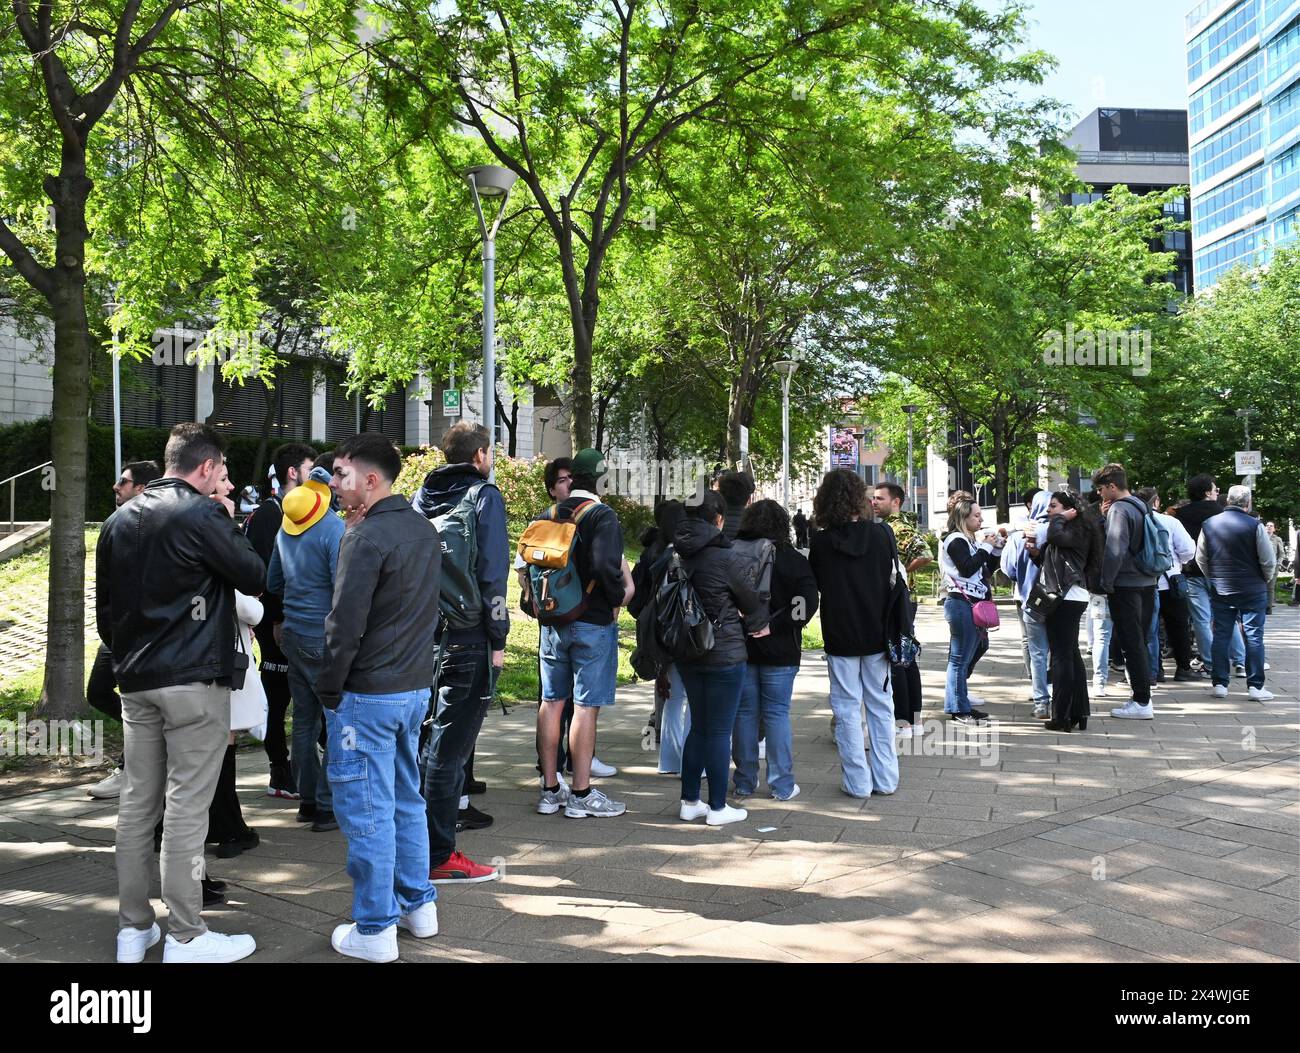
[0, 2, 341, 717]
[879, 173, 1185, 521]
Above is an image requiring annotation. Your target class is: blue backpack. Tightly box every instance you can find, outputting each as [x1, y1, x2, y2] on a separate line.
[1124, 496, 1174, 577]
[517, 500, 601, 625]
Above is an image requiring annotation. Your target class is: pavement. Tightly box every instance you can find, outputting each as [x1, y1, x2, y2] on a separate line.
[2, 604, 1297, 963]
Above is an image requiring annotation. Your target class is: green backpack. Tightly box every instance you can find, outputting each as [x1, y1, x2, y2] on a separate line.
[428, 481, 491, 631]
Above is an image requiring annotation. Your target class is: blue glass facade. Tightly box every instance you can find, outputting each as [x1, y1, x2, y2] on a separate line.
[1188, 0, 1300, 286]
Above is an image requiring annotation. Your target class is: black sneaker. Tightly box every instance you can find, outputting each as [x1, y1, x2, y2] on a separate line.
[296, 802, 318, 823]
[456, 803, 494, 832]
[202, 878, 225, 907]
[950, 713, 977, 725]
[464, 778, 488, 796]
[311, 810, 339, 833]
[213, 828, 259, 859]
[1173, 667, 1201, 683]
[968, 709, 990, 721]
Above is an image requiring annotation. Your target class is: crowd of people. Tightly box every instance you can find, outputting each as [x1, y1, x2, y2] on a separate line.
[90, 424, 1287, 963]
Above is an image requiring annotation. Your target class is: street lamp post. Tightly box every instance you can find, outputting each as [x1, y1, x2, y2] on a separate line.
[105, 300, 122, 484]
[1236, 406, 1257, 490]
[774, 360, 798, 509]
[902, 404, 918, 515]
[465, 165, 518, 441]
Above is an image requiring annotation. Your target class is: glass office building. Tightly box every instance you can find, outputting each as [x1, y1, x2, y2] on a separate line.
[1186, 0, 1300, 287]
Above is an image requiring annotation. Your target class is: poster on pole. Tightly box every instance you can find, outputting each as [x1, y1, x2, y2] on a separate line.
[442, 389, 461, 417]
[1234, 450, 1262, 475]
[830, 427, 859, 469]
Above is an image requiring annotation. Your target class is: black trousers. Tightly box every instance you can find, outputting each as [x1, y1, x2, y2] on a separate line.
[1045, 599, 1090, 724]
[260, 666, 292, 770]
[891, 660, 922, 721]
[87, 645, 122, 722]
[1109, 586, 1155, 705]
[206, 744, 248, 842]
[1159, 582, 1195, 670]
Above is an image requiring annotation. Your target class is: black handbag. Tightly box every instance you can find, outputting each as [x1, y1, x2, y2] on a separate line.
[231, 618, 250, 691]
[1025, 543, 1085, 618]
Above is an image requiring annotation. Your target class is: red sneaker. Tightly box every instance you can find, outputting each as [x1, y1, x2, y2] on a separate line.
[429, 851, 499, 884]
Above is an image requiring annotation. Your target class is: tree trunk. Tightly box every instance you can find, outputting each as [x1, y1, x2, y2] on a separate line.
[992, 424, 1011, 524]
[37, 166, 94, 720]
[566, 299, 594, 452]
[494, 393, 519, 457]
[251, 379, 277, 486]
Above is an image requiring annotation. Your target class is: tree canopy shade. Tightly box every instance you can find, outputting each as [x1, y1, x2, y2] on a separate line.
[0, 1, 346, 717]
[351, 0, 1063, 450]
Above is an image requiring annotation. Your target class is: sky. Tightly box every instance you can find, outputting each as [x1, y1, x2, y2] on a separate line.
[1008, 0, 1196, 126]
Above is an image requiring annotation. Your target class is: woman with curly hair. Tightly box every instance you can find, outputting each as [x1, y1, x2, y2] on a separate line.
[731, 500, 819, 801]
[809, 469, 902, 798]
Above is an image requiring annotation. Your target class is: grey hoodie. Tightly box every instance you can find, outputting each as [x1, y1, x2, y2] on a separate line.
[1101, 495, 1158, 592]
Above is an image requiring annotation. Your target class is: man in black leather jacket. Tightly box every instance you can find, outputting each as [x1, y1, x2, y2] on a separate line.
[97, 422, 266, 964]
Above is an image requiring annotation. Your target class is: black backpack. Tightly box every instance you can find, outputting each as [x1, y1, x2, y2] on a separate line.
[654, 552, 716, 662]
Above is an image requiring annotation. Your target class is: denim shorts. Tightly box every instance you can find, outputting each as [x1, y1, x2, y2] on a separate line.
[540, 620, 619, 708]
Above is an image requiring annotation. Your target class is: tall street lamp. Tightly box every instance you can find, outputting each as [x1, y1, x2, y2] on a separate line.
[774, 359, 798, 509]
[902, 404, 918, 515]
[465, 164, 518, 440]
[105, 299, 122, 484]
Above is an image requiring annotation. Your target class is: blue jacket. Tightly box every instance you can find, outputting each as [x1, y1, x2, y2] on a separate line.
[1001, 491, 1051, 602]
[268, 511, 346, 638]
[1196, 507, 1275, 598]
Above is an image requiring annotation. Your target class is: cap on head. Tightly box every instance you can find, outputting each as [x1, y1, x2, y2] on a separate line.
[571, 448, 606, 480]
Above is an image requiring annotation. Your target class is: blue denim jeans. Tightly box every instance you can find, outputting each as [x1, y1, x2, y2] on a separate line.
[1147, 589, 1163, 681]
[1210, 589, 1268, 689]
[540, 620, 618, 707]
[1186, 575, 1244, 666]
[325, 688, 436, 934]
[657, 663, 690, 774]
[678, 662, 746, 811]
[826, 652, 898, 798]
[1087, 593, 1112, 684]
[944, 595, 988, 713]
[732, 664, 798, 799]
[1022, 605, 1049, 706]
[281, 628, 332, 811]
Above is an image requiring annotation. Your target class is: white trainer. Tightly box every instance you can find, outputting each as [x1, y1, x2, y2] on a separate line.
[772, 784, 801, 802]
[896, 724, 914, 738]
[1211, 684, 1228, 698]
[757, 738, 766, 759]
[162, 929, 256, 963]
[116, 922, 160, 963]
[331, 923, 397, 963]
[398, 900, 439, 938]
[1110, 700, 1154, 720]
[589, 756, 618, 778]
[678, 799, 708, 821]
[1092, 680, 1107, 697]
[706, 804, 748, 826]
[1248, 686, 1274, 702]
[88, 768, 124, 799]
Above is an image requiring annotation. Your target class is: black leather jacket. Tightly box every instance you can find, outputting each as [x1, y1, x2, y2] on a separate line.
[316, 494, 443, 709]
[671, 519, 769, 667]
[96, 478, 266, 693]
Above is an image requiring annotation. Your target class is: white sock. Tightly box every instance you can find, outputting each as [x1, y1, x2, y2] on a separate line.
[458, 795, 469, 810]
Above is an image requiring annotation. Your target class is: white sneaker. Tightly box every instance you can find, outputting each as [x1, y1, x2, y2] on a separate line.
[896, 724, 914, 738]
[706, 804, 748, 826]
[589, 756, 617, 778]
[1234, 664, 1247, 678]
[678, 799, 708, 821]
[116, 923, 160, 963]
[1110, 700, 1154, 720]
[1032, 703, 1050, 719]
[537, 782, 570, 815]
[331, 923, 397, 962]
[1248, 686, 1274, 702]
[757, 738, 766, 759]
[397, 900, 438, 938]
[1150, 681, 1160, 691]
[1264, 662, 1270, 671]
[772, 784, 801, 801]
[88, 768, 124, 799]
[163, 929, 256, 963]
[1211, 684, 1228, 698]
[1092, 680, 1107, 697]
[967, 694, 989, 707]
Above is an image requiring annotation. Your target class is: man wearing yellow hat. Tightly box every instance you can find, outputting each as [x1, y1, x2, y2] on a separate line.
[268, 456, 346, 832]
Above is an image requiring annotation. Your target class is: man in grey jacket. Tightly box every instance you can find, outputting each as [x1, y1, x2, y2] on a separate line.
[317, 433, 441, 963]
[1197, 486, 1276, 701]
[1093, 463, 1158, 720]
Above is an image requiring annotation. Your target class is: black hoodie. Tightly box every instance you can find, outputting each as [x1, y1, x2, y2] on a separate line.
[809, 519, 898, 657]
[672, 518, 768, 666]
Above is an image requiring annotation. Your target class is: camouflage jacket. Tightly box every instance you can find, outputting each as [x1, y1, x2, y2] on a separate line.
[883, 511, 934, 567]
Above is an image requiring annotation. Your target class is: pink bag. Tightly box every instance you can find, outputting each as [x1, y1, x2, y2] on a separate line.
[954, 581, 1000, 630]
